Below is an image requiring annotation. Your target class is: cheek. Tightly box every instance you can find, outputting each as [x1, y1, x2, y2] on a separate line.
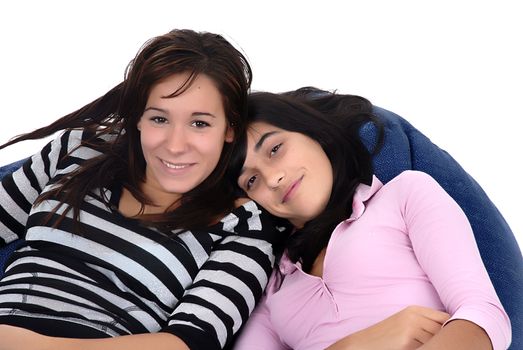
[197, 132, 227, 155]
[252, 192, 277, 214]
[140, 129, 161, 153]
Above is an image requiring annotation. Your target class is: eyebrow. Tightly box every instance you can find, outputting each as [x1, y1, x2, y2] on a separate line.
[239, 131, 280, 177]
[144, 107, 216, 118]
[144, 107, 167, 113]
[254, 131, 279, 151]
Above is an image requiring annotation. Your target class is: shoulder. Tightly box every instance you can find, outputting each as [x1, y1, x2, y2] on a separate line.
[381, 171, 455, 213]
[387, 170, 440, 189]
[376, 170, 446, 204]
[220, 200, 271, 233]
[62, 127, 117, 159]
[216, 200, 287, 243]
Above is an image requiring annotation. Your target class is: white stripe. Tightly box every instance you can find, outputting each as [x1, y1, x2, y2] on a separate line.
[192, 269, 256, 312]
[170, 302, 227, 347]
[85, 262, 170, 320]
[1, 272, 161, 331]
[0, 283, 102, 309]
[0, 183, 29, 227]
[167, 319, 203, 331]
[66, 129, 85, 154]
[0, 221, 19, 243]
[12, 168, 41, 206]
[34, 129, 64, 180]
[4, 255, 95, 282]
[243, 201, 263, 230]
[0, 292, 125, 332]
[179, 232, 209, 266]
[222, 235, 274, 263]
[186, 285, 243, 332]
[26, 223, 178, 309]
[84, 190, 112, 211]
[221, 212, 239, 233]
[209, 238, 272, 291]
[35, 199, 192, 293]
[67, 129, 102, 159]
[0, 308, 122, 337]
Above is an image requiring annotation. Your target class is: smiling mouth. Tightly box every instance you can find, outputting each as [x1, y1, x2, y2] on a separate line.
[162, 160, 194, 169]
[282, 176, 303, 203]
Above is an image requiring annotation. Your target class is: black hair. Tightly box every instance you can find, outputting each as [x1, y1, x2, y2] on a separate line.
[230, 87, 383, 272]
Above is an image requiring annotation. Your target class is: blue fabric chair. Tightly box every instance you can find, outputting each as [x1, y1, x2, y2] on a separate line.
[363, 107, 521, 349]
[1, 107, 521, 348]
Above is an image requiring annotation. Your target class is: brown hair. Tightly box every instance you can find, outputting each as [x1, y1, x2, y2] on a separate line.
[1, 29, 252, 232]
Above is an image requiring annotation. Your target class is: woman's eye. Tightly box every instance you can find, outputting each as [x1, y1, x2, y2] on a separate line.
[150, 116, 167, 124]
[246, 175, 257, 190]
[192, 120, 210, 128]
[270, 143, 282, 156]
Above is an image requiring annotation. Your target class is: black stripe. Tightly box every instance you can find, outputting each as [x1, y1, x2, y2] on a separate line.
[0, 315, 113, 338]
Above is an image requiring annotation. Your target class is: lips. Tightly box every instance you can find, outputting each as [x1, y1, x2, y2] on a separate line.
[160, 159, 195, 173]
[162, 160, 191, 169]
[282, 175, 303, 203]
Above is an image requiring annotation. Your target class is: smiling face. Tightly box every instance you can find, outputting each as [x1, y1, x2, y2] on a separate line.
[238, 121, 333, 228]
[137, 72, 233, 206]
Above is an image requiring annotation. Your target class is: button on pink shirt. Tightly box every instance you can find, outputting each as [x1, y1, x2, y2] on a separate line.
[235, 171, 511, 350]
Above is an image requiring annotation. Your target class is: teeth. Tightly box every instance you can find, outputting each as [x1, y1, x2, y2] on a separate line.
[163, 160, 189, 169]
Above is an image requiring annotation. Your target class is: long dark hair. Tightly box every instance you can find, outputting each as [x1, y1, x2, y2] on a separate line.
[0, 29, 253, 232]
[230, 87, 383, 271]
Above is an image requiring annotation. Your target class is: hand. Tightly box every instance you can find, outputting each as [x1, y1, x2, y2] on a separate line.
[325, 305, 450, 350]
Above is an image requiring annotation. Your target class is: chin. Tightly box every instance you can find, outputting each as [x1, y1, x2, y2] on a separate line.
[161, 183, 197, 195]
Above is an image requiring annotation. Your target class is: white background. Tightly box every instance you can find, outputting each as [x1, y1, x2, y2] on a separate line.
[0, 1, 521, 248]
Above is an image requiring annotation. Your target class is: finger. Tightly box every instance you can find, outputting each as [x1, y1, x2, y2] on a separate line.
[409, 305, 450, 323]
[414, 327, 438, 345]
[417, 316, 448, 337]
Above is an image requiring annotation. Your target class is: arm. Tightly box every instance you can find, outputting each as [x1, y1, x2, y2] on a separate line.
[233, 270, 288, 350]
[0, 325, 189, 350]
[0, 130, 71, 245]
[163, 201, 279, 349]
[420, 319, 492, 350]
[325, 306, 449, 350]
[0, 202, 278, 350]
[403, 171, 511, 350]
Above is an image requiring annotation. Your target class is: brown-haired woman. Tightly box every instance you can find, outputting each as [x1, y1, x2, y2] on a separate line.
[0, 29, 279, 350]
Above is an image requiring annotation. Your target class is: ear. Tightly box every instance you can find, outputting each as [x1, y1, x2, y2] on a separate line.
[225, 124, 234, 143]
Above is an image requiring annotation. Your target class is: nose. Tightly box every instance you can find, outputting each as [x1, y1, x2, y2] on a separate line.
[263, 168, 285, 189]
[165, 126, 189, 154]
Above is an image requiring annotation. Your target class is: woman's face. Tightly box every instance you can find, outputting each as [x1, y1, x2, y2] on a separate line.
[238, 121, 333, 228]
[137, 72, 233, 205]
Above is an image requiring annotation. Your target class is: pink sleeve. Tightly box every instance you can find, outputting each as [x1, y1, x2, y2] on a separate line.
[402, 171, 511, 350]
[233, 270, 288, 350]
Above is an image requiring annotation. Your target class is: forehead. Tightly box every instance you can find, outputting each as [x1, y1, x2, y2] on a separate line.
[246, 122, 281, 142]
[149, 73, 222, 104]
[242, 122, 283, 169]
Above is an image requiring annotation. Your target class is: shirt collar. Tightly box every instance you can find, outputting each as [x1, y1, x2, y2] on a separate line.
[278, 175, 383, 275]
[348, 175, 383, 221]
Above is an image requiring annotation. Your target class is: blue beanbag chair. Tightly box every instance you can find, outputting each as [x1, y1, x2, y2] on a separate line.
[363, 106, 521, 350]
[0, 107, 521, 349]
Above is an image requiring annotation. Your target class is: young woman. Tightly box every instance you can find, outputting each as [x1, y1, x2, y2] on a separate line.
[231, 90, 511, 350]
[0, 29, 280, 350]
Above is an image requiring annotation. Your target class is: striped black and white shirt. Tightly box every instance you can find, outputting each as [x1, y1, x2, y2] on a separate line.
[0, 129, 278, 349]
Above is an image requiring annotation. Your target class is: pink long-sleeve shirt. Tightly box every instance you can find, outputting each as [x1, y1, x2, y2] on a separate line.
[235, 170, 511, 350]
